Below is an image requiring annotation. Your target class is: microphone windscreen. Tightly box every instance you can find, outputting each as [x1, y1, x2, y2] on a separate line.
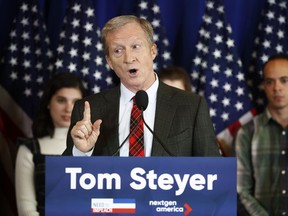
[135, 90, 148, 111]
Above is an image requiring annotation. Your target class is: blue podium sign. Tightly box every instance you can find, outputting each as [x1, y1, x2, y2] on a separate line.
[46, 156, 236, 216]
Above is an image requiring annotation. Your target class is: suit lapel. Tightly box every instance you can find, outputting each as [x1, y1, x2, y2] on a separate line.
[102, 87, 121, 155]
[151, 83, 177, 156]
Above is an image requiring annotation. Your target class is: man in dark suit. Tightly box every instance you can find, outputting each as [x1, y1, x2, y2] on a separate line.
[63, 15, 220, 157]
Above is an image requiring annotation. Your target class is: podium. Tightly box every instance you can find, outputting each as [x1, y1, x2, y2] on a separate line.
[46, 156, 236, 215]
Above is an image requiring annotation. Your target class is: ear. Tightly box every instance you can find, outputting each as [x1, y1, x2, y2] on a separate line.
[106, 55, 114, 70]
[151, 43, 157, 60]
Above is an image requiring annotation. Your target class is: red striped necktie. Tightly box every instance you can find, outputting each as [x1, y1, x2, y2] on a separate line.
[129, 96, 144, 156]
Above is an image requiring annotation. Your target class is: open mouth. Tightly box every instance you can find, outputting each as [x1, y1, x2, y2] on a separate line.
[129, 69, 137, 74]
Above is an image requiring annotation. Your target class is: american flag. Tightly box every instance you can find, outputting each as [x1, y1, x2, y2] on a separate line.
[247, 0, 288, 113]
[136, 0, 172, 71]
[54, 0, 117, 95]
[190, 0, 255, 145]
[0, 0, 54, 214]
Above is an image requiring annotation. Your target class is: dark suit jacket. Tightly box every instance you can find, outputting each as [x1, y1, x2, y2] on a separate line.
[63, 82, 220, 156]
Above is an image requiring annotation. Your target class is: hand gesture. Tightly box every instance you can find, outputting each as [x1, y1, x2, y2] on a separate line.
[71, 101, 102, 152]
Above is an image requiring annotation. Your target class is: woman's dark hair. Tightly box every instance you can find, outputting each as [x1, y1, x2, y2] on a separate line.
[32, 72, 86, 138]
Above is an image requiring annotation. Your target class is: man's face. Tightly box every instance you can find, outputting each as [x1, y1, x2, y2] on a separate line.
[263, 59, 288, 110]
[105, 22, 157, 93]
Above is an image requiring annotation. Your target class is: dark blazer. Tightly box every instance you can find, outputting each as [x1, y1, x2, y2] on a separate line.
[63, 82, 220, 156]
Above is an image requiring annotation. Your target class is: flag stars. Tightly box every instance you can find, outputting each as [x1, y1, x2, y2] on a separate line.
[21, 32, 29, 40]
[191, 71, 199, 79]
[72, 4, 81, 13]
[68, 63, 77, 72]
[23, 60, 31, 68]
[84, 22, 93, 31]
[55, 59, 63, 68]
[263, 40, 271, 48]
[278, 15, 285, 24]
[9, 44, 17, 52]
[36, 62, 43, 70]
[94, 70, 102, 80]
[236, 87, 244, 96]
[277, 30, 284, 38]
[70, 33, 79, 43]
[57, 45, 64, 54]
[72, 18, 80, 28]
[203, 15, 212, 24]
[106, 76, 113, 85]
[221, 112, 229, 121]
[20, 3, 28, 12]
[275, 44, 283, 52]
[236, 72, 245, 81]
[151, 19, 160, 28]
[162, 51, 171, 61]
[21, 18, 29, 26]
[9, 57, 18, 66]
[215, 20, 224, 29]
[92, 85, 100, 94]
[213, 49, 222, 59]
[82, 52, 91, 61]
[36, 76, 43, 84]
[217, 6, 224, 14]
[24, 88, 32, 97]
[235, 102, 243, 111]
[139, 1, 148, 10]
[94, 56, 103, 65]
[95, 41, 103, 51]
[83, 37, 92, 46]
[225, 54, 233, 62]
[214, 34, 223, 44]
[223, 83, 231, 92]
[207, 1, 214, 9]
[85, 8, 94, 17]
[81, 67, 89, 76]
[196, 42, 204, 51]
[209, 93, 217, 103]
[264, 25, 273, 34]
[222, 97, 230, 107]
[10, 30, 16, 38]
[152, 5, 160, 14]
[10, 72, 18, 80]
[69, 48, 78, 58]
[210, 108, 216, 118]
[211, 64, 220, 73]
[210, 79, 219, 88]
[23, 74, 31, 82]
[266, 11, 274, 19]
[226, 38, 234, 48]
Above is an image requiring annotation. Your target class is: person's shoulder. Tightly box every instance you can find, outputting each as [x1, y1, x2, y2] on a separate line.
[159, 81, 200, 101]
[76, 86, 120, 104]
[17, 137, 40, 154]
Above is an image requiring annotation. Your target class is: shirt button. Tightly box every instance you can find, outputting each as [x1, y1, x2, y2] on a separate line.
[282, 212, 286, 215]
[282, 190, 286, 194]
[282, 170, 286, 175]
[281, 150, 286, 155]
[282, 130, 286, 135]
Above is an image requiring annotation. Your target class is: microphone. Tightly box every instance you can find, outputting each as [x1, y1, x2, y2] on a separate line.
[135, 90, 174, 156]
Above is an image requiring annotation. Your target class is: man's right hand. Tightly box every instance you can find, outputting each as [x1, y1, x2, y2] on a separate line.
[71, 101, 102, 153]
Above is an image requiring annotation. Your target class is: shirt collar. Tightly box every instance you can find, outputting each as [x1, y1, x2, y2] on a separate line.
[120, 73, 159, 104]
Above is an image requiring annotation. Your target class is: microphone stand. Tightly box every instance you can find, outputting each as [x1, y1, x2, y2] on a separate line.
[140, 109, 174, 156]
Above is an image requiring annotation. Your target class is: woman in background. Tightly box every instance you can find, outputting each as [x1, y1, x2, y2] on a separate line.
[15, 72, 86, 216]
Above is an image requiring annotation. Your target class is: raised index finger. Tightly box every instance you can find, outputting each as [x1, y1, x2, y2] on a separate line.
[83, 101, 91, 121]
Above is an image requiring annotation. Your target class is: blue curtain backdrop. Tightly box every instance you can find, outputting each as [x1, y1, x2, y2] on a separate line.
[0, 0, 266, 73]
